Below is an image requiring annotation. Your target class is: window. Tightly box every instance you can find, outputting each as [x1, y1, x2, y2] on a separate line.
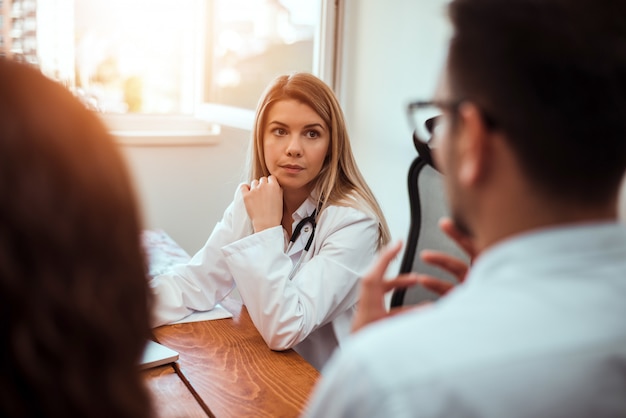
[204, 0, 319, 110]
[1, 0, 339, 143]
[71, 0, 202, 114]
[27, 0, 336, 118]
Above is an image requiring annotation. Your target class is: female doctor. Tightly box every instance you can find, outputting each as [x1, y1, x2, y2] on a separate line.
[150, 72, 390, 370]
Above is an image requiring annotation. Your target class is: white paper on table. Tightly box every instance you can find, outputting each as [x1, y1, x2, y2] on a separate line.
[169, 303, 233, 324]
[142, 229, 234, 324]
[142, 229, 193, 277]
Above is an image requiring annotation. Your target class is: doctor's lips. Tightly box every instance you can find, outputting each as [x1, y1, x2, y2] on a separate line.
[281, 164, 304, 173]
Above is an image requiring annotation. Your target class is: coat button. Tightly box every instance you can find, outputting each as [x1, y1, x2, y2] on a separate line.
[303, 226, 311, 233]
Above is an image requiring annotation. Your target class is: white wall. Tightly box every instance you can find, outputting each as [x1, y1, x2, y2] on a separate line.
[120, 127, 250, 254]
[119, 1, 452, 263]
[338, 0, 451, 270]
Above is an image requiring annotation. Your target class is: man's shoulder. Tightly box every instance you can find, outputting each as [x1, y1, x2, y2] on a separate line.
[343, 306, 466, 375]
[332, 301, 626, 417]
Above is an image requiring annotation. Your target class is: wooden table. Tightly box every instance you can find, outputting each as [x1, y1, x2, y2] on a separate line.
[144, 297, 320, 418]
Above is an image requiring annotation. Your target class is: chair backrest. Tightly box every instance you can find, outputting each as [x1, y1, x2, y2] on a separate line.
[390, 133, 469, 308]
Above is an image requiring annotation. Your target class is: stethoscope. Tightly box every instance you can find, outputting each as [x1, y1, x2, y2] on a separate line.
[286, 208, 317, 280]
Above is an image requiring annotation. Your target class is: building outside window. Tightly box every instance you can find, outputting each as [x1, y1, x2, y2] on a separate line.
[1, 0, 331, 118]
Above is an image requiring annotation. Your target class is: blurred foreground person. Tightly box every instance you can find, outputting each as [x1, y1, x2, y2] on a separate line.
[0, 59, 154, 418]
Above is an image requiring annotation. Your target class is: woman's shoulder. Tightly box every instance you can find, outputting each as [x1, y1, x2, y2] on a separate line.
[325, 192, 378, 220]
[322, 197, 378, 225]
[316, 203, 380, 247]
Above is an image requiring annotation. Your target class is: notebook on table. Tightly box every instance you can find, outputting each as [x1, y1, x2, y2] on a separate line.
[140, 340, 179, 370]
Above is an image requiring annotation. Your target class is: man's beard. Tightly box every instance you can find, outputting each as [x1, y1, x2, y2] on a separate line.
[451, 210, 473, 240]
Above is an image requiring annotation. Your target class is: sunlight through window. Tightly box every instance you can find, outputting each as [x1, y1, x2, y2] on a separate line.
[2, 0, 322, 115]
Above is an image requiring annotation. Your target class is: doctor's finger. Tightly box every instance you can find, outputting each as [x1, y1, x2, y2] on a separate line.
[267, 175, 281, 186]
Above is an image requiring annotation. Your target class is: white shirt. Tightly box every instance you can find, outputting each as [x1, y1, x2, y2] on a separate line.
[304, 222, 626, 417]
[150, 185, 380, 370]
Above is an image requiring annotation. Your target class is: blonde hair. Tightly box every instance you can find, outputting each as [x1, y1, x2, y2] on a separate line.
[247, 72, 390, 248]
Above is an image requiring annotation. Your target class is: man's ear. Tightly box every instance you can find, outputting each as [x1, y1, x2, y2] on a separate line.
[456, 103, 491, 187]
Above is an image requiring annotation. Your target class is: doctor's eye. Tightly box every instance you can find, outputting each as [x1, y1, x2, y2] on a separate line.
[305, 129, 321, 139]
[272, 128, 288, 136]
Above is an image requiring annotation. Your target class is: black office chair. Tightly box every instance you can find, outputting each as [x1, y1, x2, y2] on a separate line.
[390, 131, 469, 308]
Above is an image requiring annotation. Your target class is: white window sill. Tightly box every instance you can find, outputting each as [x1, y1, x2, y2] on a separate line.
[111, 129, 222, 146]
[98, 106, 254, 146]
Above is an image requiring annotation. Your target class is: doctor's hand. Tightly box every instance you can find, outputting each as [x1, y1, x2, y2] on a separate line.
[351, 241, 420, 334]
[241, 175, 283, 233]
[415, 217, 476, 296]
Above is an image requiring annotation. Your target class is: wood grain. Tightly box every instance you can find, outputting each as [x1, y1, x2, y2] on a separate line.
[143, 364, 210, 418]
[152, 297, 320, 418]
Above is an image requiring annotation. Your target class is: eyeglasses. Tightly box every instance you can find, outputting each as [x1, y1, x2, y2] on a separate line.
[406, 100, 462, 145]
[407, 100, 498, 146]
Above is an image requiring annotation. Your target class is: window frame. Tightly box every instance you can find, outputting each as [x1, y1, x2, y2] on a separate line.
[103, 0, 342, 146]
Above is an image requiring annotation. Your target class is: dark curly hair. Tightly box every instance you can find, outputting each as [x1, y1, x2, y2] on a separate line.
[0, 59, 154, 417]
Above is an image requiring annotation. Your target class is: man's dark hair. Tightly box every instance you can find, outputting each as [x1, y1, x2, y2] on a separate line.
[447, 0, 626, 204]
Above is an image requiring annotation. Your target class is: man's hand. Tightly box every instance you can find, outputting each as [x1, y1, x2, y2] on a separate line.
[351, 217, 477, 335]
[351, 241, 420, 333]
[415, 217, 476, 296]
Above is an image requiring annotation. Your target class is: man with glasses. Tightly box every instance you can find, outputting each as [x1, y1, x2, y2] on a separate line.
[304, 0, 626, 416]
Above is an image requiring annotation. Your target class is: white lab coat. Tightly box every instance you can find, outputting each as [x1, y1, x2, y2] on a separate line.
[150, 185, 380, 370]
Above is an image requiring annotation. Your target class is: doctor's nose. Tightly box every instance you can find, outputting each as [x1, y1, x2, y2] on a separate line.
[285, 137, 303, 157]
